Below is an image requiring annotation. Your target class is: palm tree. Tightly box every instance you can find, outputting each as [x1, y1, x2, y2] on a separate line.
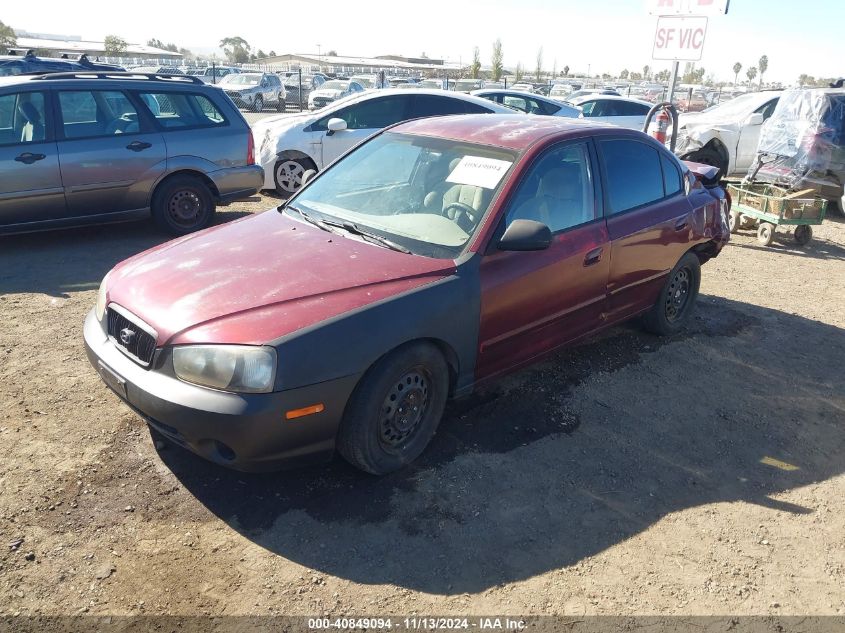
[732, 62, 742, 86]
[746, 66, 757, 86]
[758, 55, 768, 89]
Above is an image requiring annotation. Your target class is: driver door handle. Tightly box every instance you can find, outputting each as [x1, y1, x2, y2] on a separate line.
[583, 247, 603, 267]
[15, 152, 46, 164]
[126, 141, 152, 152]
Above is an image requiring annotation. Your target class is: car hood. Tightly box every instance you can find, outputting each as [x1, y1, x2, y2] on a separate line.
[106, 210, 456, 346]
[678, 110, 741, 132]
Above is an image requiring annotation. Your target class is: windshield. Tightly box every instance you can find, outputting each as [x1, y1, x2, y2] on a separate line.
[221, 74, 261, 86]
[455, 80, 480, 90]
[286, 132, 517, 258]
[351, 76, 375, 88]
[419, 80, 442, 89]
[322, 80, 349, 91]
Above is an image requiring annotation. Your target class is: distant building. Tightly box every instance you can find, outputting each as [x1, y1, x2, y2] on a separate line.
[254, 53, 462, 76]
[10, 30, 182, 62]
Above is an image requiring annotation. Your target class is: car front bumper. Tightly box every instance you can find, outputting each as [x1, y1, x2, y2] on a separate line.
[83, 309, 360, 471]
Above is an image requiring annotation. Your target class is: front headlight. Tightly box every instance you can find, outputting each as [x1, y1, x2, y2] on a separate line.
[172, 345, 276, 393]
[95, 272, 111, 321]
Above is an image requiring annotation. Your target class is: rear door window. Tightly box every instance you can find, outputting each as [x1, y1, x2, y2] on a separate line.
[599, 138, 665, 214]
[661, 154, 684, 196]
[0, 91, 47, 145]
[136, 92, 227, 128]
[411, 95, 480, 118]
[58, 90, 140, 139]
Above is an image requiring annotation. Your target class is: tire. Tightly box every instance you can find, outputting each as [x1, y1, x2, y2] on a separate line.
[757, 222, 776, 246]
[274, 157, 316, 196]
[276, 96, 286, 112]
[642, 251, 701, 336]
[793, 224, 812, 246]
[685, 147, 727, 180]
[151, 175, 215, 236]
[336, 342, 450, 475]
[252, 95, 263, 113]
[728, 210, 740, 233]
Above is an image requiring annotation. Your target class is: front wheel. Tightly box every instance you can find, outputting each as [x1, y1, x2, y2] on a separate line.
[757, 222, 776, 246]
[641, 251, 701, 336]
[276, 96, 286, 112]
[336, 343, 449, 475]
[274, 157, 315, 196]
[252, 95, 263, 113]
[729, 210, 740, 233]
[151, 175, 215, 235]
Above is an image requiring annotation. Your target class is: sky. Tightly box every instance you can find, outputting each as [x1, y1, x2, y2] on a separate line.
[3, 0, 843, 84]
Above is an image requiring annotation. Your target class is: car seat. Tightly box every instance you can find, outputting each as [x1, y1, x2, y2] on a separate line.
[18, 101, 45, 142]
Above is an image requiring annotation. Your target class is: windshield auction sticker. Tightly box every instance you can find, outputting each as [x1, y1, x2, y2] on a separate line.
[446, 156, 513, 189]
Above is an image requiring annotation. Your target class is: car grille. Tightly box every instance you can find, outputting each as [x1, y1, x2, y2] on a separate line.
[311, 97, 332, 108]
[107, 307, 157, 367]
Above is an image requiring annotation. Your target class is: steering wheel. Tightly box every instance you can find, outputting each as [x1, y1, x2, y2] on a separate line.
[442, 201, 477, 227]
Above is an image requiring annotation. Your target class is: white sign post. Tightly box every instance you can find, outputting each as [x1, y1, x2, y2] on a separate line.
[653, 16, 708, 61]
[646, 0, 729, 15]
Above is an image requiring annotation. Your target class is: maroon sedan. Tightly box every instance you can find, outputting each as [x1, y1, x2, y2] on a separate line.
[84, 115, 730, 475]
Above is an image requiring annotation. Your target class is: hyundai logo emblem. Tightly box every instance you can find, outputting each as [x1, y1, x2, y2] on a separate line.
[119, 327, 136, 346]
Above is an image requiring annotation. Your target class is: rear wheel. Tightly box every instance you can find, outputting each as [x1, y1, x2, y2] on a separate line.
[151, 175, 215, 235]
[337, 343, 449, 475]
[793, 224, 813, 246]
[276, 95, 286, 112]
[642, 252, 701, 336]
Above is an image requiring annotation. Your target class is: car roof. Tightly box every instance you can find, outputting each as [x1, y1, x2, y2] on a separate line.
[391, 114, 622, 150]
[320, 88, 515, 112]
[0, 72, 210, 90]
[568, 94, 653, 107]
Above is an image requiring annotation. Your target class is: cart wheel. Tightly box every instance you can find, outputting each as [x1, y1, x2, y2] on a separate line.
[757, 222, 776, 246]
[729, 211, 740, 233]
[793, 225, 813, 246]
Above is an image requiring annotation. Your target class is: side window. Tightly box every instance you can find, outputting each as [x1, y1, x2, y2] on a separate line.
[0, 91, 47, 145]
[505, 142, 596, 233]
[539, 100, 562, 115]
[460, 100, 492, 114]
[136, 92, 227, 128]
[599, 139, 665, 214]
[411, 95, 472, 118]
[333, 96, 409, 130]
[579, 100, 597, 116]
[58, 90, 139, 139]
[661, 154, 683, 196]
[756, 99, 779, 120]
[620, 101, 650, 116]
[503, 95, 529, 112]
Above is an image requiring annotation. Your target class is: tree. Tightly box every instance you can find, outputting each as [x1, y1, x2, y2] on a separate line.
[256, 49, 266, 59]
[327, 50, 337, 56]
[0, 20, 15, 54]
[620, 69, 629, 80]
[147, 38, 165, 49]
[490, 39, 503, 82]
[563, 64, 569, 78]
[758, 54, 768, 88]
[746, 66, 757, 84]
[515, 62, 524, 82]
[630, 72, 643, 81]
[470, 46, 481, 79]
[732, 62, 742, 86]
[268, 50, 276, 57]
[104, 35, 128, 56]
[535, 46, 543, 81]
[643, 64, 650, 80]
[178, 47, 194, 60]
[219, 36, 251, 64]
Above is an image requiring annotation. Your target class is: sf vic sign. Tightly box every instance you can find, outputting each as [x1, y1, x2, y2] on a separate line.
[653, 15, 708, 61]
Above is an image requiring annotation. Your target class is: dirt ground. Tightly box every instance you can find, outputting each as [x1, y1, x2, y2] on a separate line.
[1, 196, 844, 622]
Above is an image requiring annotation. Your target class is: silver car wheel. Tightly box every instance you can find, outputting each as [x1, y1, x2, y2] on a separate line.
[275, 160, 306, 194]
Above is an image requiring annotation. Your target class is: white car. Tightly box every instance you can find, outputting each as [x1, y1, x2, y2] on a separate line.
[509, 83, 536, 93]
[350, 74, 390, 89]
[549, 84, 574, 99]
[308, 80, 366, 110]
[673, 90, 781, 177]
[253, 89, 515, 195]
[567, 94, 652, 130]
[471, 89, 580, 117]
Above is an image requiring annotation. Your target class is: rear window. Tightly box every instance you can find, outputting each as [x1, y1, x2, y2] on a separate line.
[136, 91, 227, 128]
[599, 139, 665, 214]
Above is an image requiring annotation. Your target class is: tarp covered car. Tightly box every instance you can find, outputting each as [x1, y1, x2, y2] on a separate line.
[751, 88, 845, 206]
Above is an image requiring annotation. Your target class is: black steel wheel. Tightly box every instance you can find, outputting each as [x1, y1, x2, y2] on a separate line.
[337, 343, 449, 475]
[151, 175, 215, 235]
[252, 95, 263, 113]
[642, 251, 701, 336]
[276, 96, 286, 112]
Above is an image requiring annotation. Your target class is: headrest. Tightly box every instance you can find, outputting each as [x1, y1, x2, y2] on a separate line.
[18, 101, 41, 124]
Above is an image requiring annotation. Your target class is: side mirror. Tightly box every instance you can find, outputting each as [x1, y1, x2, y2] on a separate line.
[326, 117, 347, 136]
[745, 112, 764, 126]
[301, 169, 317, 187]
[498, 219, 552, 251]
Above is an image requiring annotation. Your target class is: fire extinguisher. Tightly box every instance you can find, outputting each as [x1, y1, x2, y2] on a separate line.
[649, 107, 671, 144]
